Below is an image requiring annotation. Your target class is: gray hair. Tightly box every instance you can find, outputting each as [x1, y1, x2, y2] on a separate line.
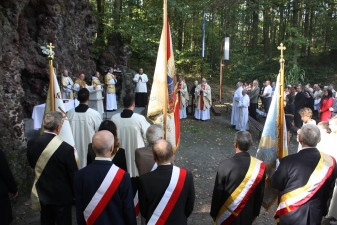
[146, 124, 164, 145]
[299, 124, 321, 147]
[234, 131, 252, 151]
[43, 112, 63, 131]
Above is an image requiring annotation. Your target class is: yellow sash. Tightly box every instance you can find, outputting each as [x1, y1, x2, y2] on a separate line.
[215, 157, 264, 224]
[276, 152, 334, 216]
[31, 135, 63, 211]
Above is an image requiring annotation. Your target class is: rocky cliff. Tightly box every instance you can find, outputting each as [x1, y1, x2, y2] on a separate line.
[0, 0, 98, 192]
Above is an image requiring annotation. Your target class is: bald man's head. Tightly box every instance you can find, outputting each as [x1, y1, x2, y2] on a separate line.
[152, 139, 173, 164]
[92, 130, 114, 157]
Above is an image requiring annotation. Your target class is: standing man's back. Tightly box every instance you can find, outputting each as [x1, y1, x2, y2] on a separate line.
[272, 124, 337, 225]
[27, 112, 78, 225]
[74, 131, 136, 225]
[139, 140, 195, 225]
[111, 95, 150, 177]
[210, 131, 266, 225]
[67, 88, 102, 168]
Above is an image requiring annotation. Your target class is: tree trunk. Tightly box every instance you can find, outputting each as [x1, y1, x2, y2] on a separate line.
[113, 0, 121, 30]
[252, 0, 259, 51]
[292, 0, 299, 66]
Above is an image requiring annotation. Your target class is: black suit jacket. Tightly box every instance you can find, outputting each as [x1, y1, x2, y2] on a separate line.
[27, 132, 78, 205]
[87, 144, 127, 171]
[271, 148, 337, 225]
[210, 152, 266, 225]
[139, 165, 195, 225]
[0, 150, 17, 197]
[74, 160, 136, 225]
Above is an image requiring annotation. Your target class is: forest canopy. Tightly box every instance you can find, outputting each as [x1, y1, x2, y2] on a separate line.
[89, 0, 337, 85]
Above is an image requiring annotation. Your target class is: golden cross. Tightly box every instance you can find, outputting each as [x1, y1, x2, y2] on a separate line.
[47, 43, 55, 57]
[277, 43, 286, 59]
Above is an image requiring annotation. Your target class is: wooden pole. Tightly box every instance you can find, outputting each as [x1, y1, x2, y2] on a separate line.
[277, 43, 286, 159]
[219, 45, 223, 103]
[163, 0, 168, 139]
[48, 43, 55, 111]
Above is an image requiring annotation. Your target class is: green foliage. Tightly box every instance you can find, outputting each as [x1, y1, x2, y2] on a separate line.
[285, 65, 306, 85]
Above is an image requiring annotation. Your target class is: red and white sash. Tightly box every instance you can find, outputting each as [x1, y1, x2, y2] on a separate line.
[84, 164, 125, 225]
[275, 152, 336, 220]
[147, 166, 187, 225]
[216, 157, 265, 225]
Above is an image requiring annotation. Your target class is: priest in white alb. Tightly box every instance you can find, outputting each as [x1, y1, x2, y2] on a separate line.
[67, 88, 102, 169]
[105, 67, 117, 111]
[175, 76, 189, 119]
[230, 82, 243, 126]
[194, 78, 212, 121]
[236, 89, 250, 131]
[111, 95, 150, 177]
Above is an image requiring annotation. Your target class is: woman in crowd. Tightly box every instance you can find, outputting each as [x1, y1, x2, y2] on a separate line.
[320, 89, 334, 122]
[87, 120, 127, 171]
[284, 94, 295, 145]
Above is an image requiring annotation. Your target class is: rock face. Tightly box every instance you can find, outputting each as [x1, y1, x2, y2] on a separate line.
[0, 0, 97, 192]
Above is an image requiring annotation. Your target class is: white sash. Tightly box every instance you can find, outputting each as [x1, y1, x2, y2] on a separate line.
[84, 164, 120, 221]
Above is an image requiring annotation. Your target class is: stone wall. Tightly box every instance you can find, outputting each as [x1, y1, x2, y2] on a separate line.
[0, 0, 97, 192]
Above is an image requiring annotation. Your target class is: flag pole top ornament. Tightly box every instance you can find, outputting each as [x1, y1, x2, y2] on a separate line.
[277, 43, 286, 68]
[47, 43, 55, 61]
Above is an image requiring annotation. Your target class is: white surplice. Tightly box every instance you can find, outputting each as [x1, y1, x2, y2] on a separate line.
[106, 78, 117, 110]
[67, 108, 102, 169]
[230, 86, 243, 125]
[235, 94, 250, 131]
[111, 113, 150, 177]
[325, 133, 337, 219]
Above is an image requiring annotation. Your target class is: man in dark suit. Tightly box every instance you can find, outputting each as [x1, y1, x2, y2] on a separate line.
[27, 111, 78, 225]
[138, 139, 195, 224]
[210, 131, 266, 225]
[0, 149, 18, 225]
[294, 85, 307, 127]
[135, 124, 164, 175]
[248, 80, 260, 119]
[272, 124, 337, 225]
[74, 130, 136, 225]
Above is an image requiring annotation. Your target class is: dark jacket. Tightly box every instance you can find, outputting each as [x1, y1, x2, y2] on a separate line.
[0, 150, 17, 197]
[271, 148, 337, 225]
[139, 165, 195, 225]
[74, 160, 136, 225]
[210, 152, 266, 225]
[27, 132, 78, 205]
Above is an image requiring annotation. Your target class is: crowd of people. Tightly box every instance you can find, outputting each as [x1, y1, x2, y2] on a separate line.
[231, 79, 337, 224]
[1, 74, 337, 225]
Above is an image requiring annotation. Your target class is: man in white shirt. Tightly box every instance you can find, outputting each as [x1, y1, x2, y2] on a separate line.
[133, 68, 149, 107]
[261, 80, 272, 114]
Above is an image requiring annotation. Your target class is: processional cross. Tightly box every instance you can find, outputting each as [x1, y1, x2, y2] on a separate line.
[47, 43, 55, 63]
[277, 43, 286, 70]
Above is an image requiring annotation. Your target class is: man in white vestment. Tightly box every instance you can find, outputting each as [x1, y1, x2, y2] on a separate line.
[230, 82, 243, 126]
[67, 88, 102, 169]
[175, 76, 189, 119]
[194, 78, 212, 121]
[61, 69, 74, 99]
[105, 67, 117, 111]
[235, 89, 250, 131]
[92, 71, 103, 90]
[111, 95, 151, 177]
[133, 68, 149, 107]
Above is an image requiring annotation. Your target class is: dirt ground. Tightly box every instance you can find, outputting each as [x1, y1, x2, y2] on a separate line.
[11, 106, 332, 224]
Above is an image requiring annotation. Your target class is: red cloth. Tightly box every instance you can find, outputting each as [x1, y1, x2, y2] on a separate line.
[320, 97, 333, 122]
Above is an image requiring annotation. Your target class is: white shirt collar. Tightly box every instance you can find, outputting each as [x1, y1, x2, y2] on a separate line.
[44, 131, 57, 135]
[95, 157, 112, 161]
